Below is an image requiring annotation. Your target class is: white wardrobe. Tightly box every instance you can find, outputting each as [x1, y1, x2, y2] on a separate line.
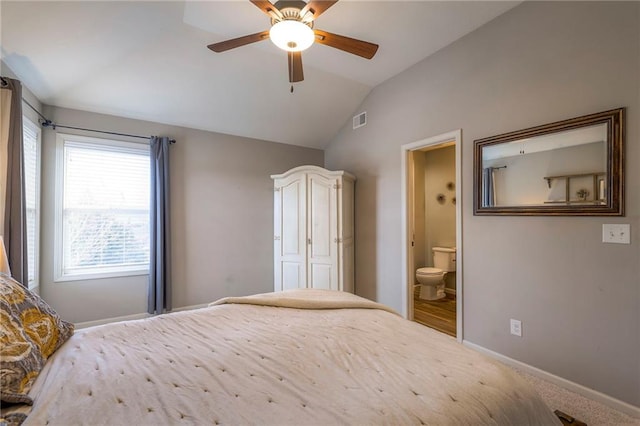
[271, 165, 355, 293]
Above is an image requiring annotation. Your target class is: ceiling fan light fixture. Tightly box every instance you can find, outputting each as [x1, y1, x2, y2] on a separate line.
[269, 20, 314, 52]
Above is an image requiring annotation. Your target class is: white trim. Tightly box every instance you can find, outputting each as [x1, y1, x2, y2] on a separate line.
[53, 134, 65, 283]
[56, 269, 149, 283]
[270, 165, 355, 181]
[400, 129, 463, 343]
[170, 303, 210, 312]
[56, 132, 150, 149]
[415, 285, 457, 297]
[463, 340, 640, 419]
[74, 303, 211, 329]
[74, 312, 151, 329]
[53, 133, 150, 282]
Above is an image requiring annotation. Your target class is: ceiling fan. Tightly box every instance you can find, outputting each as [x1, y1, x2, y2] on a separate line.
[207, 0, 379, 86]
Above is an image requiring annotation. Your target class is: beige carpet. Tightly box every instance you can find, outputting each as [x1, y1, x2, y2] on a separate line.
[511, 367, 639, 425]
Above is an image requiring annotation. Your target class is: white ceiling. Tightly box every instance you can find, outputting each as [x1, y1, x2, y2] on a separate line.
[1, 1, 519, 149]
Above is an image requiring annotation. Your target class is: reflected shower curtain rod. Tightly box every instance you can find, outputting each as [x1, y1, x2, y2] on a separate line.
[5, 79, 176, 144]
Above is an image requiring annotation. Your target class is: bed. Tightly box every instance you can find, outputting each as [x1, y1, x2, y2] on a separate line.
[1, 277, 560, 425]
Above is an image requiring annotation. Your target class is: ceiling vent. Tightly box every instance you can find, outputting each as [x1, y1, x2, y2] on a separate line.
[353, 112, 367, 129]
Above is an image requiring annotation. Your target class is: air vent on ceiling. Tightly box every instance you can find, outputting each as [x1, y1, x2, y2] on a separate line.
[353, 112, 367, 129]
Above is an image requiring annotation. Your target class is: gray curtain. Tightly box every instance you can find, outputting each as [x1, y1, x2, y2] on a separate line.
[482, 167, 496, 207]
[1, 77, 28, 285]
[148, 136, 172, 314]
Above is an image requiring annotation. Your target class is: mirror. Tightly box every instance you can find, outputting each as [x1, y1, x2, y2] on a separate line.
[474, 108, 624, 215]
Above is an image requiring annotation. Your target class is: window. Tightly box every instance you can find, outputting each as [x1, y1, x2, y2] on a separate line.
[55, 134, 150, 281]
[23, 117, 41, 289]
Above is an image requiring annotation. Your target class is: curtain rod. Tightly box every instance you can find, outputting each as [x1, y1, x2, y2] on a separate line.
[7, 80, 175, 144]
[40, 121, 175, 144]
[22, 97, 49, 123]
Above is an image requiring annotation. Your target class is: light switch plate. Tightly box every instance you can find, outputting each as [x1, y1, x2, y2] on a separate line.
[602, 224, 630, 244]
[510, 319, 522, 337]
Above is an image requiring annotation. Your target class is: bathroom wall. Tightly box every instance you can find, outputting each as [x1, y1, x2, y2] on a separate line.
[411, 146, 456, 291]
[423, 146, 456, 291]
[411, 151, 426, 274]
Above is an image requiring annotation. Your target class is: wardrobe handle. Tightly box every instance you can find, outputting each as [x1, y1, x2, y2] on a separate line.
[308, 238, 312, 245]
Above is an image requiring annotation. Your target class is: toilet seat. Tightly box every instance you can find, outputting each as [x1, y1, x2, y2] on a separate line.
[416, 267, 443, 276]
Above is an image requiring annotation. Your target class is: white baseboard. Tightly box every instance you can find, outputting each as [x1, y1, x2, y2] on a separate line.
[413, 284, 456, 296]
[463, 340, 640, 419]
[170, 303, 209, 312]
[74, 303, 210, 329]
[75, 312, 150, 329]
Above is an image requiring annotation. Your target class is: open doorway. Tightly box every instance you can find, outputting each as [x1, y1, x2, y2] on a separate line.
[401, 130, 462, 342]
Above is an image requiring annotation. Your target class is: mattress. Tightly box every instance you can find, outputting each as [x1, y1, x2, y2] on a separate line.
[21, 289, 559, 425]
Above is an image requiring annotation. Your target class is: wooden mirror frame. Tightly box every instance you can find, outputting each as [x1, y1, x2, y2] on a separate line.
[473, 108, 624, 216]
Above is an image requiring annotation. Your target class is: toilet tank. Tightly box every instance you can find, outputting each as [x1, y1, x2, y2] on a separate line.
[433, 247, 456, 272]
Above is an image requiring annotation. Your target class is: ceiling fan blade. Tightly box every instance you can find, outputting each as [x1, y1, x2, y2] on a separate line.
[250, 0, 283, 20]
[314, 29, 378, 59]
[207, 31, 270, 53]
[300, 1, 338, 21]
[288, 51, 304, 83]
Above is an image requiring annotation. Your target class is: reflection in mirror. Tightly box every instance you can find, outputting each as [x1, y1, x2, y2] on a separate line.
[474, 108, 624, 216]
[482, 123, 607, 207]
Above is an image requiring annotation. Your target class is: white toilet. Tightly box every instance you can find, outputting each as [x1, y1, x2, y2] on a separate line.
[416, 247, 456, 300]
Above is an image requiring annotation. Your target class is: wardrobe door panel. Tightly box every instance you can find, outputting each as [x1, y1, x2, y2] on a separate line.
[309, 263, 333, 290]
[282, 262, 305, 290]
[274, 176, 307, 291]
[307, 173, 338, 290]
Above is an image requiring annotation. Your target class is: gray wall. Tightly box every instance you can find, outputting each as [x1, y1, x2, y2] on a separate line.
[325, 2, 639, 407]
[39, 106, 323, 323]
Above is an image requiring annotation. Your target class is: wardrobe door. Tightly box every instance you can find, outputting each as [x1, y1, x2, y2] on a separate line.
[274, 174, 307, 291]
[307, 172, 338, 290]
[339, 178, 355, 293]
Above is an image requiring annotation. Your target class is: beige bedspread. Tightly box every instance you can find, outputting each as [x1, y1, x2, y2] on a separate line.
[23, 289, 559, 425]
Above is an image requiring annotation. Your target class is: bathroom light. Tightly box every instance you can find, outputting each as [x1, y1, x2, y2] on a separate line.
[269, 20, 315, 52]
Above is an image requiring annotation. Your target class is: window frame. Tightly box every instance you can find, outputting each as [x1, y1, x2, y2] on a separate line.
[23, 116, 41, 290]
[54, 133, 150, 282]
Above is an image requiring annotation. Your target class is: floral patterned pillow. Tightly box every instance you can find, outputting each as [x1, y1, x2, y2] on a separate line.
[0, 275, 74, 404]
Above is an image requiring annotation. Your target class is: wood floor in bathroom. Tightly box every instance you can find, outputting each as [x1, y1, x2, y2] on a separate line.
[413, 292, 457, 337]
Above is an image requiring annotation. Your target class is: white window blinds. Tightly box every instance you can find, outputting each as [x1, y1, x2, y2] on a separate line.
[23, 118, 41, 289]
[58, 137, 150, 279]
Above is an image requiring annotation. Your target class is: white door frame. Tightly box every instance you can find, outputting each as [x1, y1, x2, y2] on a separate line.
[400, 129, 463, 342]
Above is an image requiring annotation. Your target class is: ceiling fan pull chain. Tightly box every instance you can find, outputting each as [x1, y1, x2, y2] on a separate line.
[289, 51, 293, 88]
[288, 50, 294, 93]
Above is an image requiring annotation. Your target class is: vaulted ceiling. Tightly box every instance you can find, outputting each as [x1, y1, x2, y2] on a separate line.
[1, 1, 519, 149]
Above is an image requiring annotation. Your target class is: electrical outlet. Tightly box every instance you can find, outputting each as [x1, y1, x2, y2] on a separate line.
[510, 319, 522, 337]
[602, 224, 630, 244]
